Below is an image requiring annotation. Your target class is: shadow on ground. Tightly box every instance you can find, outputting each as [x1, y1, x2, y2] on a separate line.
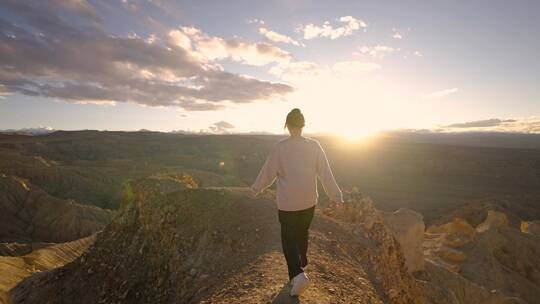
[272, 283, 300, 304]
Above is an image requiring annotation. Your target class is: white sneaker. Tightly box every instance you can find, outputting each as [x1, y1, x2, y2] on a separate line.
[290, 272, 310, 296]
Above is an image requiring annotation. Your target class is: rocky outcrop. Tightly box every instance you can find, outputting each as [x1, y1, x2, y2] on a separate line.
[11, 188, 425, 304]
[429, 200, 523, 228]
[476, 210, 509, 233]
[520, 220, 540, 236]
[382, 208, 425, 272]
[424, 211, 540, 303]
[424, 218, 475, 273]
[458, 226, 540, 303]
[420, 260, 524, 304]
[331, 193, 426, 303]
[0, 174, 114, 243]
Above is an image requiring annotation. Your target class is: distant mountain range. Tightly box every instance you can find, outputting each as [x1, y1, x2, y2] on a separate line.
[2, 128, 540, 149]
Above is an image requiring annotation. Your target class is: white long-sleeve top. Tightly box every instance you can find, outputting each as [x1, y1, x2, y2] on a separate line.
[251, 136, 343, 211]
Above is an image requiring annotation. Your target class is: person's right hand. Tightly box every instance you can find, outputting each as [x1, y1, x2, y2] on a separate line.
[247, 187, 257, 199]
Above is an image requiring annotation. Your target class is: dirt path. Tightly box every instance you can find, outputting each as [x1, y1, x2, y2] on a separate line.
[199, 212, 385, 304]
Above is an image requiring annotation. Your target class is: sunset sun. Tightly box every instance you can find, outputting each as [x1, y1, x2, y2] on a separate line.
[337, 127, 380, 142]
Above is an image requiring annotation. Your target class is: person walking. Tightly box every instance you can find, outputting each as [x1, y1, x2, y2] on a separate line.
[250, 108, 344, 297]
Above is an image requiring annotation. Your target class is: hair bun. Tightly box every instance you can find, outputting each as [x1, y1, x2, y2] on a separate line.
[290, 108, 301, 114]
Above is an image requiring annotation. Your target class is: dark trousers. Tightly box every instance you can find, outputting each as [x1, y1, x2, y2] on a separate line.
[278, 206, 315, 280]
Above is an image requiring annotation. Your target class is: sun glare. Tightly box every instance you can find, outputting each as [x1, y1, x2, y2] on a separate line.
[337, 128, 379, 143]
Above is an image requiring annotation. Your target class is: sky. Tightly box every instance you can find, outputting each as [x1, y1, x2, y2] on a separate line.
[1, 0, 539, 136]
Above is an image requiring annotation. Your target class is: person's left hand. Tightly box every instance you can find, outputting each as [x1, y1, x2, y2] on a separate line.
[329, 200, 342, 209]
[322, 200, 340, 216]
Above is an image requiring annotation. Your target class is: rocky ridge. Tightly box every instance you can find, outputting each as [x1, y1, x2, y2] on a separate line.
[10, 186, 426, 303]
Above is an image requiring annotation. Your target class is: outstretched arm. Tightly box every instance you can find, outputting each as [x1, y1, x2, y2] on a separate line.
[316, 143, 343, 203]
[250, 145, 279, 196]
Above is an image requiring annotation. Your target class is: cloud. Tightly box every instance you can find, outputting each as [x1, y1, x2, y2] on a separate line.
[506, 118, 540, 133]
[169, 27, 291, 66]
[424, 88, 459, 99]
[259, 27, 303, 46]
[356, 45, 399, 58]
[247, 18, 265, 25]
[444, 119, 516, 128]
[269, 61, 321, 78]
[209, 120, 235, 133]
[120, 0, 139, 12]
[270, 60, 380, 81]
[0, 85, 11, 99]
[301, 16, 367, 40]
[392, 28, 402, 39]
[51, 0, 101, 22]
[442, 118, 540, 133]
[0, 1, 292, 110]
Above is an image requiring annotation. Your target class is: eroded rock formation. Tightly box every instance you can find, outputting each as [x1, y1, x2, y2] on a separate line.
[382, 208, 425, 272]
[424, 209, 540, 303]
[0, 174, 114, 243]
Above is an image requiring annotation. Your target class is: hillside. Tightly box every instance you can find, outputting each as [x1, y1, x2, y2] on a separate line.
[0, 174, 114, 243]
[0, 147, 125, 210]
[0, 236, 95, 304]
